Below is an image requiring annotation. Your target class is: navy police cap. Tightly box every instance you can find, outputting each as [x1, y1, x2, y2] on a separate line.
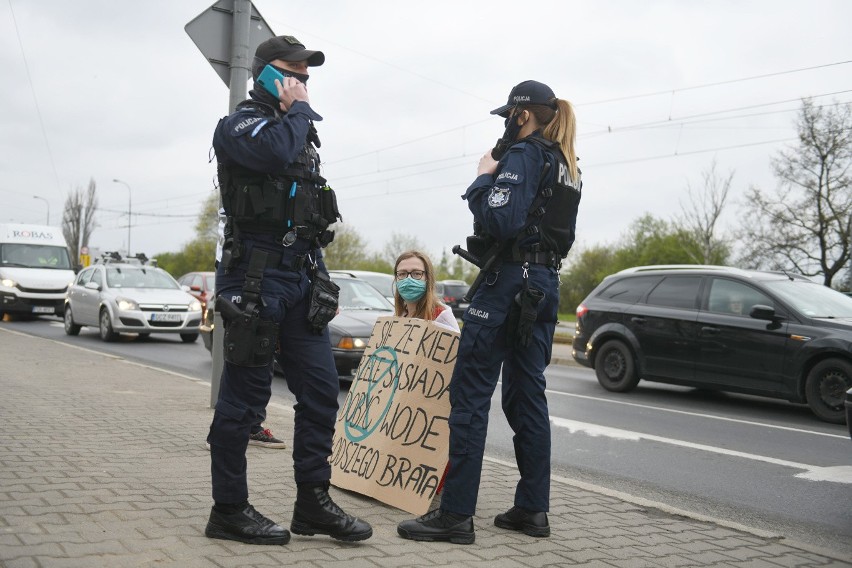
[255, 35, 325, 67]
[490, 80, 556, 117]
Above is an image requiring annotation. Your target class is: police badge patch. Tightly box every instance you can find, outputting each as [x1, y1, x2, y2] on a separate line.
[488, 187, 510, 208]
[232, 116, 263, 136]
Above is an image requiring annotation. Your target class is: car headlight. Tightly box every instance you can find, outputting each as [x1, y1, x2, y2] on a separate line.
[189, 300, 202, 312]
[1, 278, 17, 288]
[116, 297, 139, 311]
[336, 336, 368, 350]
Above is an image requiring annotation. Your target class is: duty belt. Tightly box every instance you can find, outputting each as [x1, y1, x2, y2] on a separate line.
[234, 224, 320, 245]
[502, 249, 560, 269]
[247, 248, 309, 272]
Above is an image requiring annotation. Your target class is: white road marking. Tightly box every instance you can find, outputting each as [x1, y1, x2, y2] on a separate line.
[545, 388, 848, 439]
[550, 416, 852, 484]
[484, 455, 784, 539]
[30, 324, 852, 484]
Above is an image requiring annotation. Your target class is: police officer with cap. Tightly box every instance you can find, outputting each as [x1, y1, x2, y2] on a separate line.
[398, 80, 582, 544]
[204, 35, 372, 545]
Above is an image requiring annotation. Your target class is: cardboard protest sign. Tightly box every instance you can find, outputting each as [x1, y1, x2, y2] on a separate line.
[330, 316, 459, 515]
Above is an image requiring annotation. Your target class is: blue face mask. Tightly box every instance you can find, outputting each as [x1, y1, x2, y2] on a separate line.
[396, 277, 427, 303]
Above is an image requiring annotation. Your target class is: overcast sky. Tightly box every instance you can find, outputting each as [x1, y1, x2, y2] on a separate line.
[2, 0, 851, 268]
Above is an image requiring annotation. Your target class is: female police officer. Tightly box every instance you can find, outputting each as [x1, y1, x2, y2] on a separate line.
[204, 36, 371, 545]
[398, 80, 581, 544]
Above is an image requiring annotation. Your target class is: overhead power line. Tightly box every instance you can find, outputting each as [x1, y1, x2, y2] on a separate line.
[582, 99, 852, 138]
[325, 59, 852, 167]
[586, 137, 796, 168]
[263, 17, 496, 106]
[97, 207, 197, 219]
[576, 60, 852, 106]
[337, 136, 799, 202]
[331, 94, 852, 189]
[586, 90, 852, 137]
[325, 119, 490, 166]
[332, 154, 472, 184]
[8, 0, 63, 196]
[127, 188, 215, 208]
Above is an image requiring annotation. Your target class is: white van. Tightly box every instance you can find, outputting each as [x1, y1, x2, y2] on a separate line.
[0, 224, 75, 318]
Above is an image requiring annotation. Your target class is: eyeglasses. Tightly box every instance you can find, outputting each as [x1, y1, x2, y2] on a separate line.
[395, 270, 425, 281]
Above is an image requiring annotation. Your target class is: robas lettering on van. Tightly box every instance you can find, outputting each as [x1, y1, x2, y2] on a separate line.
[11, 229, 55, 240]
[0, 223, 75, 318]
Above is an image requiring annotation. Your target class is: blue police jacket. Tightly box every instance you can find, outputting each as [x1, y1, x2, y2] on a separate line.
[212, 93, 322, 175]
[463, 135, 577, 250]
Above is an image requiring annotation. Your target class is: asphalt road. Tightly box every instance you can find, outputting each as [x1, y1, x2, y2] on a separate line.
[503, 364, 852, 559]
[6, 315, 852, 560]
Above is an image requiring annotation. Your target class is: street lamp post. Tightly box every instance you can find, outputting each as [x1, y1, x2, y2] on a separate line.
[112, 179, 132, 256]
[32, 195, 49, 225]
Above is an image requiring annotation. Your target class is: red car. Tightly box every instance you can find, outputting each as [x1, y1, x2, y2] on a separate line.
[178, 271, 215, 314]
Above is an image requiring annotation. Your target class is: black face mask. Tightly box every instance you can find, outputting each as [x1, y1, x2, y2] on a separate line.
[271, 64, 309, 85]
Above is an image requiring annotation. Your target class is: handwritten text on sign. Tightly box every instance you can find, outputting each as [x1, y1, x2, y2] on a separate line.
[330, 316, 459, 515]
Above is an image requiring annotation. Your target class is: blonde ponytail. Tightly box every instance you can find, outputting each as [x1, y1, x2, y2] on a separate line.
[542, 99, 578, 183]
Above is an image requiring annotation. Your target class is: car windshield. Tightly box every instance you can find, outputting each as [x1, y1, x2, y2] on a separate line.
[204, 275, 215, 291]
[343, 271, 394, 298]
[353, 273, 394, 298]
[0, 243, 71, 269]
[763, 279, 852, 318]
[106, 267, 179, 289]
[334, 277, 393, 311]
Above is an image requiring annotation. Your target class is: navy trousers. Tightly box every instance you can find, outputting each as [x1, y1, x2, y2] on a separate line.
[439, 262, 558, 516]
[208, 240, 339, 504]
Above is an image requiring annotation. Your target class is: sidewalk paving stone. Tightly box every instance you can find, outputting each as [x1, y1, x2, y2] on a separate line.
[1, 328, 849, 567]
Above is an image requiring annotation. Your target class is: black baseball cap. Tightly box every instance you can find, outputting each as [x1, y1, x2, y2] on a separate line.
[490, 80, 556, 117]
[255, 35, 325, 67]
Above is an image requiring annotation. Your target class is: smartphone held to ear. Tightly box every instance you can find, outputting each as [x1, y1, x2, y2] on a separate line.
[257, 65, 287, 98]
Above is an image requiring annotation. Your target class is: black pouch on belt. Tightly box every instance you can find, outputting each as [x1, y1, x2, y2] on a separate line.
[307, 269, 340, 334]
[218, 296, 279, 367]
[505, 286, 545, 348]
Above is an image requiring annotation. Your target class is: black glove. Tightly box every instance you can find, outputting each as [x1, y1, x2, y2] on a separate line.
[307, 269, 339, 334]
[506, 287, 544, 348]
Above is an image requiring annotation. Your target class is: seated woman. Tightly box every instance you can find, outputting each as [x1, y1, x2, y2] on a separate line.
[393, 251, 459, 333]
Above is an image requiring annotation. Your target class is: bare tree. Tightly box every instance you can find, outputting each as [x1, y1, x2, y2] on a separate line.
[842, 264, 852, 291]
[321, 223, 369, 270]
[675, 159, 733, 264]
[382, 232, 426, 266]
[61, 179, 98, 264]
[740, 99, 852, 286]
[194, 191, 220, 244]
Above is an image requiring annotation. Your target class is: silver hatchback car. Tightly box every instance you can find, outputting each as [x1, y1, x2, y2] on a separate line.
[64, 258, 202, 342]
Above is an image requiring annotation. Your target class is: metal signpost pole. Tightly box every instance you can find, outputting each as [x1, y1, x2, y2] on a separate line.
[211, 0, 251, 408]
[185, 0, 274, 408]
[112, 179, 132, 256]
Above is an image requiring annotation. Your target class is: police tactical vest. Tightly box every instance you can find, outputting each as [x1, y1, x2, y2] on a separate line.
[522, 135, 582, 258]
[218, 102, 340, 243]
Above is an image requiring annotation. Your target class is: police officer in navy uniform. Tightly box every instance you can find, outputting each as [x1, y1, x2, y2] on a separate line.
[398, 80, 581, 544]
[204, 35, 372, 545]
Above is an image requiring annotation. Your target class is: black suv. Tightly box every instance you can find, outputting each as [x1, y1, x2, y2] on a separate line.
[572, 265, 852, 423]
[436, 280, 470, 318]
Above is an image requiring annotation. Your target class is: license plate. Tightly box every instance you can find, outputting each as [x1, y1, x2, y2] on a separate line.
[32, 306, 55, 314]
[151, 313, 181, 322]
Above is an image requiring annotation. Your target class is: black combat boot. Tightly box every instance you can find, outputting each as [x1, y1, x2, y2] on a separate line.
[494, 506, 550, 537]
[397, 508, 475, 544]
[290, 482, 373, 542]
[205, 502, 290, 545]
